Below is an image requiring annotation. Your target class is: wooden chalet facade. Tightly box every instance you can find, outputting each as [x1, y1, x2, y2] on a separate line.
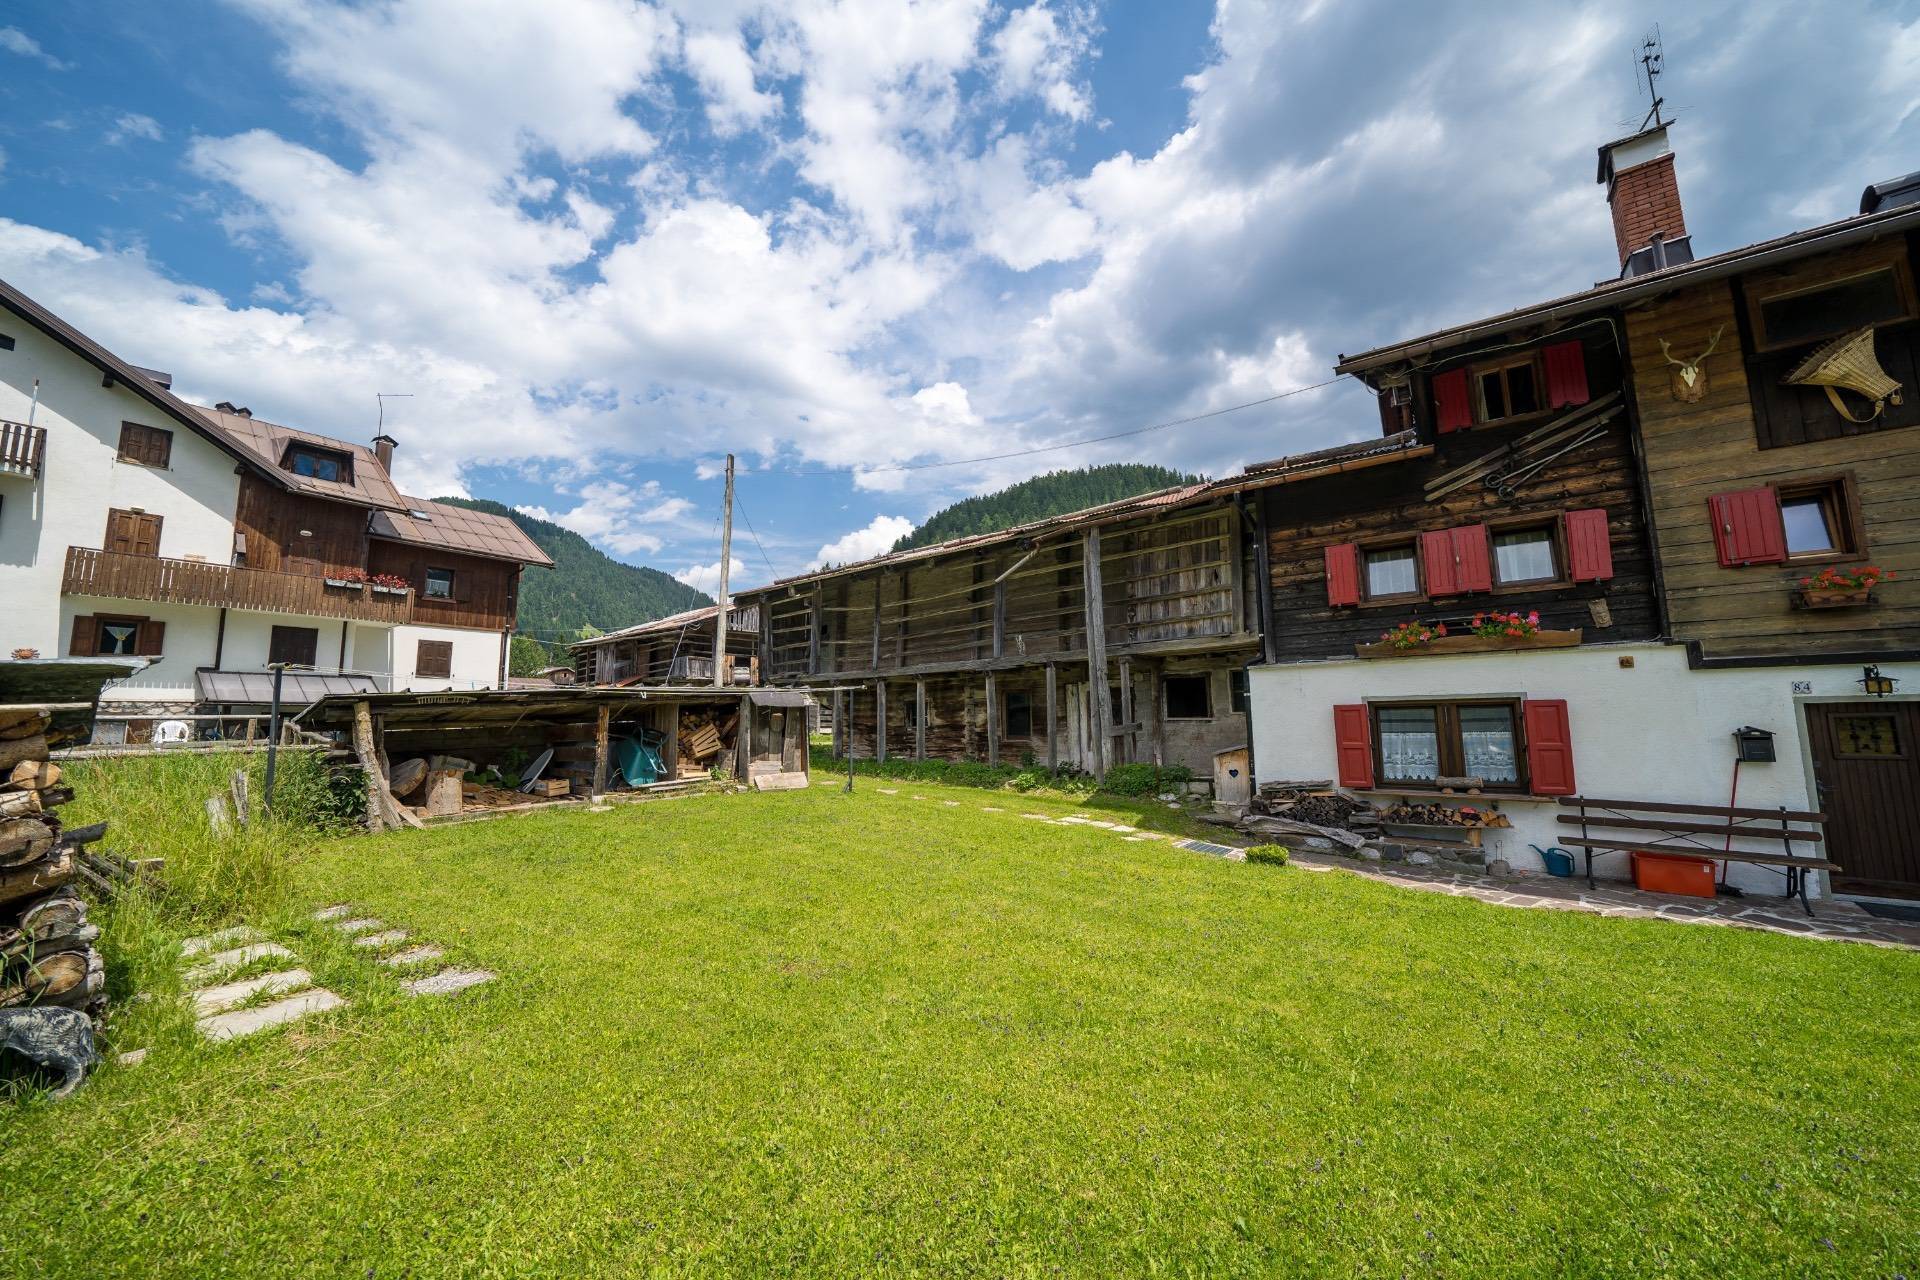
[1253, 124, 1920, 898]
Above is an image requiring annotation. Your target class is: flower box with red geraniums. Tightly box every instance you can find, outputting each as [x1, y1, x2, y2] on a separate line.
[1356, 610, 1582, 659]
[1797, 564, 1893, 609]
[1380, 619, 1448, 651]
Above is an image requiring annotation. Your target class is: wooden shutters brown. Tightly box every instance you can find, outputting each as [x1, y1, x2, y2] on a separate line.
[135, 620, 166, 657]
[269, 626, 319, 667]
[116, 422, 173, 468]
[105, 509, 163, 556]
[68, 616, 97, 657]
[416, 639, 453, 679]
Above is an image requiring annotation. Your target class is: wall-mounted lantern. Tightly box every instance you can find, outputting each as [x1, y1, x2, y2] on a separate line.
[1859, 665, 1900, 698]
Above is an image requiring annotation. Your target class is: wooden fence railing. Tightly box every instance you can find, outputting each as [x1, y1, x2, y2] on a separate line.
[62, 547, 414, 624]
[0, 420, 47, 478]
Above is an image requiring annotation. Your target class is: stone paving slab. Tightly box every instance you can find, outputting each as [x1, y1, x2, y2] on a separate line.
[182, 942, 295, 987]
[352, 929, 409, 949]
[402, 968, 495, 997]
[116, 1048, 149, 1068]
[330, 917, 386, 935]
[312, 904, 354, 921]
[180, 925, 264, 958]
[197, 988, 346, 1041]
[193, 968, 314, 1016]
[381, 944, 445, 967]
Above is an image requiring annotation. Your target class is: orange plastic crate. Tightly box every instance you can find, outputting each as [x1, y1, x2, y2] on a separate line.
[1631, 850, 1717, 898]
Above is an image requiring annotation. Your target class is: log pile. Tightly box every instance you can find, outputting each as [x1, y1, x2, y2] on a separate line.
[676, 708, 738, 776]
[0, 707, 106, 1019]
[1237, 779, 1381, 851]
[1377, 801, 1512, 830]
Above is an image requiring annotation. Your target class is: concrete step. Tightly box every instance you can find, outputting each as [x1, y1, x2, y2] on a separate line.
[182, 942, 295, 987]
[180, 925, 263, 958]
[193, 968, 314, 1016]
[329, 917, 385, 935]
[352, 929, 409, 949]
[380, 944, 444, 968]
[197, 988, 346, 1041]
[401, 969, 495, 998]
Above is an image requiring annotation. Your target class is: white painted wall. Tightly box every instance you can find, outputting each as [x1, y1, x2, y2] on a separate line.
[1, 324, 239, 658]
[389, 623, 505, 692]
[1249, 643, 1919, 899]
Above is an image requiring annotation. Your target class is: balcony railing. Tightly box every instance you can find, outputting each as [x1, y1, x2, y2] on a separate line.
[63, 547, 414, 624]
[0, 420, 47, 479]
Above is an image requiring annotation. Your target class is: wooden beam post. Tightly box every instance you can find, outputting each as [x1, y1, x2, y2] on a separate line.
[592, 702, 611, 798]
[985, 671, 999, 765]
[351, 700, 387, 832]
[1118, 656, 1134, 765]
[871, 575, 884, 671]
[876, 681, 888, 762]
[991, 576, 1007, 659]
[1149, 662, 1166, 767]
[808, 590, 822, 676]
[1044, 663, 1058, 771]
[914, 679, 927, 760]
[758, 597, 773, 678]
[1081, 527, 1111, 778]
[832, 687, 845, 759]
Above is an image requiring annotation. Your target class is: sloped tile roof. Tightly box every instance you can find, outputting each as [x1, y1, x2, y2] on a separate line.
[369, 497, 553, 567]
[195, 405, 409, 509]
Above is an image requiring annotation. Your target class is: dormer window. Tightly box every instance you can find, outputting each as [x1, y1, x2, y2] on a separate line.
[285, 443, 353, 483]
[1472, 354, 1542, 423]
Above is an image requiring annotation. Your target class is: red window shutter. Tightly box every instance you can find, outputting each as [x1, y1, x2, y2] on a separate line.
[1431, 369, 1472, 432]
[1451, 524, 1492, 592]
[1707, 487, 1787, 567]
[68, 616, 97, 657]
[1333, 704, 1374, 789]
[1420, 529, 1458, 596]
[136, 620, 166, 657]
[1563, 509, 1613, 582]
[1524, 699, 1576, 796]
[1542, 341, 1591, 409]
[1324, 543, 1360, 607]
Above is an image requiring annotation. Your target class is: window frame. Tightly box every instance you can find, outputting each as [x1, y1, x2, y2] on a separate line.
[284, 443, 355, 484]
[1488, 519, 1564, 588]
[1744, 246, 1918, 354]
[1772, 472, 1867, 562]
[415, 639, 454, 680]
[1004, 689, 1033, 738]
[115, 421, 173, 469]
[1163, 673, 1213, 721]
[1469, 351, 1546, 425]
[423, 566, 456, 600]
[1229, 669, 1249, 714]
[95, 614, 145, 658]
[1360, 539, 1423, 603]
[1369, 697, 1529, 794]
[268, 625, 320, 668]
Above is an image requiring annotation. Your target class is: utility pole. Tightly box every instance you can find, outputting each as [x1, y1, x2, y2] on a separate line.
[713, 453, 734, 687]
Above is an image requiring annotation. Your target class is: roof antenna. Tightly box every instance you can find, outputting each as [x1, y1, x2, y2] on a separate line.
[1636, 25, 1668, 131]
[376, 392, 412, 433]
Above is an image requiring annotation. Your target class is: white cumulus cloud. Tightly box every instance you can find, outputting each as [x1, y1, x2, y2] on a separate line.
[814, 514, 915, 567]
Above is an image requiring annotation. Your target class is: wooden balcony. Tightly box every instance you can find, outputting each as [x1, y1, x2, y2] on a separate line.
[0, 420, 47, 479]
[63, 547, 414, 624]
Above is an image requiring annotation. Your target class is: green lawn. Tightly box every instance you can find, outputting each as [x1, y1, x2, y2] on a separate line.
[4, 779, 1918, 1277]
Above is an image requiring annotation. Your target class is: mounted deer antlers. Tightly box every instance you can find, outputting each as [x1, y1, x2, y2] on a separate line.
[1659, 324, 1724, 403]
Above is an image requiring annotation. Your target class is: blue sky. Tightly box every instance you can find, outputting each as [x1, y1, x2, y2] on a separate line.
[2, 1, 1915, 616]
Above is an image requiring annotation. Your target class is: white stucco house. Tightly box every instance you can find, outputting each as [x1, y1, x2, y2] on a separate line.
[0, 279, 552, 738]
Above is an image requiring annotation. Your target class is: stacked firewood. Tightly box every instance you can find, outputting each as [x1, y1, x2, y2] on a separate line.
[676, 708, 739, 775]
[1378, 801, 1512, 830]
[0, 707, 106, 1018]
[1249, 780, 1380, 832]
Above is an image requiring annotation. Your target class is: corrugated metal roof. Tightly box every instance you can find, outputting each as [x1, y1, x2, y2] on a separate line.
[369, 497, 553, 567]
[195, 669, 381, 705]
[580, 603, 758, 648]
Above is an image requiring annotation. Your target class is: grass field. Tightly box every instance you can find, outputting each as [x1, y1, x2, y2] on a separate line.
[4, 775, 1918, 1277]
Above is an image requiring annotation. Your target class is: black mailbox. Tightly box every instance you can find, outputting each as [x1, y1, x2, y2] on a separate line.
[1733, 726, 1776, 763]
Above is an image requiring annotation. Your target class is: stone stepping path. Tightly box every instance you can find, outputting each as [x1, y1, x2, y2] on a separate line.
[401, 968, 495, 998]
[312, 904, 354, 921]
[193, 968, 314, 1016]
[181, 942, 295, 987]
[381, 944, 444, 967]
[199, 989, 347, 1042]
[180, 925, 263, 958]
[352, 929, 409, 949]
[329, 917, 386, 935]
[320, 905, 496, 998]
[177, 931, 345, 1042]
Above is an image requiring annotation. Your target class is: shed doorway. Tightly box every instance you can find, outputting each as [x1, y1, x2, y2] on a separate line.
[1808, 700, 1920, 898]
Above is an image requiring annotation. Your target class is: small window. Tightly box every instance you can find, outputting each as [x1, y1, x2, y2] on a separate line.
[1775, 476, 1861, 559]
[424, 567, 455, 599]
[1472, 354, 1542, 423]
[903, 695, 919, 729]
[1753, 268, 1914, 352]
[1004, 690, 1033, 737]
[1165, 674, 1212, 720]
[415, 639, 453, 679]
[285, 444, 353, 483]
[98, 619, 141, 656]
[1373, 700, 1526, 791]
[268, 625, 319, 667]
[1834, 715, 1901, 758]
[1229, 669, 1248, 714]
[1363, 545, 1418, 599]
[1492, 526, 1558, 585]
[116, 422, 173, 468]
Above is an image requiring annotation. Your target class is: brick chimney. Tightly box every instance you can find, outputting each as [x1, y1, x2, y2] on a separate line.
[1596, 124, 1692, 278]
[372, 433, 397, 472]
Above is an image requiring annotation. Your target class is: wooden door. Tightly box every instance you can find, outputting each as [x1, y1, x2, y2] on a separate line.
[105, 509, 163, 556]
[1807, 701, 1920, 895]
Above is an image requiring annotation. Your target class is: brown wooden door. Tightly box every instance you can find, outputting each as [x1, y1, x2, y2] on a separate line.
[1808, 701, 1920, 895]
[105, 509, 163, 556]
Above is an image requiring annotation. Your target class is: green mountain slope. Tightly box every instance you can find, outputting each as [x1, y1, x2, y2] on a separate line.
[891, 464, 1205, 553]
[434, 497, 710, 667]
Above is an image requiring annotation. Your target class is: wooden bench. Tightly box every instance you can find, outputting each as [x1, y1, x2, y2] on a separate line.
[1555, 796, 1837, 915]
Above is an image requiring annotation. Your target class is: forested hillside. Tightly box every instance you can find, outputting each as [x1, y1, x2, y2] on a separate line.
[434, 497, 709, 670]
[890, 464, 1204, 552]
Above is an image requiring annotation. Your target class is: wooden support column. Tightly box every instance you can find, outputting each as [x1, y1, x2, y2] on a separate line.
[876, 681, 889, 762]
[350, 700, 418, 830]
[871, 575, 884, 670]
[894, 570, 909, 667]
[985, 671, 999, 765]
[991, 577, 1007, 659]
[832, 687, 845, 759]
[1080, 527, 1111, 778]
[1044, 663, 1058, 771]
[914, 679, 927, 760]
[1148, 662, 1166, 767]
[808, 590, 822, 676]
[758, 599, 773, 677]
[591, 702, 611, 797]
[1118, 656, 1135, 765]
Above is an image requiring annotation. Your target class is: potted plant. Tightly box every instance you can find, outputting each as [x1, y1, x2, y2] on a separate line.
[369, 573, 412, 596]
[1357, 609, 1582, 658]
[1380, 619, 1447, 650]
[325, 568, 368, 590]
[1797, 564, 1892, 609]
[1467, 609, 1540, 640]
